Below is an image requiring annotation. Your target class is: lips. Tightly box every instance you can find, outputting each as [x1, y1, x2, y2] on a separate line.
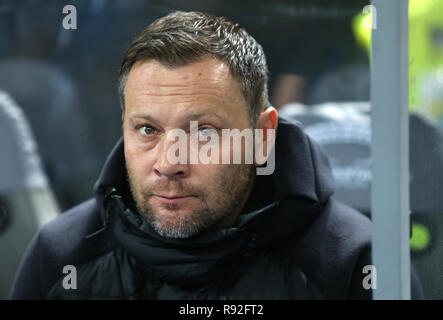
[153, 194, 196, 205]
[156, 194, 190, 199]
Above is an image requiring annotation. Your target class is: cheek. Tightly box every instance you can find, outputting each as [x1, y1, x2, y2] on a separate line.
[193, 163, 231, 192]
[125, 142, 156, 179]
[191, 163, 218, 185]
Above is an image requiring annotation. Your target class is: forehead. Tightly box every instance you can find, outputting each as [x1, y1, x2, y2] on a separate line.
[127, 57, 232, 88]
[124, 58, 249, 123]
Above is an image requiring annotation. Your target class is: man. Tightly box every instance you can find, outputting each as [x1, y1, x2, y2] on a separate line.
[10, 11, 421, 299]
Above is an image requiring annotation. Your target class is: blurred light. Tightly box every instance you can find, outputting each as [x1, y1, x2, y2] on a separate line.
[410, 222, 431, 251]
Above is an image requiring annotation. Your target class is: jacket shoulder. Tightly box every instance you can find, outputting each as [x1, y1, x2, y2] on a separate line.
[40, 198, 103, 253]
[291, 199, 372, 299]
[10, 198, 116, 299]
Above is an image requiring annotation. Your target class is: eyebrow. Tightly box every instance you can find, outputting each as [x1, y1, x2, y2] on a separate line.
[129, 110, 229, 126]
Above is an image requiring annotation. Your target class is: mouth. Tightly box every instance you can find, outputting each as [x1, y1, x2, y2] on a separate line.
[152, 194, 197, 205]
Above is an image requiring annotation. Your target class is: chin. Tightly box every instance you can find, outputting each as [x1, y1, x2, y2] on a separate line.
[152, 220, 201, 239]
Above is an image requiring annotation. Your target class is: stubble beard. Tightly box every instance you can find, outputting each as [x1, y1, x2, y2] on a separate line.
[126, 164, 255, 239]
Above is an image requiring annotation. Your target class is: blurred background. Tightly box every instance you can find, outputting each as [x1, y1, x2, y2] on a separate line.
[0, 0, 442, 299]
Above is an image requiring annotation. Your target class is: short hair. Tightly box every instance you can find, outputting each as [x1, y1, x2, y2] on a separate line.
[118, 11, 269, 126]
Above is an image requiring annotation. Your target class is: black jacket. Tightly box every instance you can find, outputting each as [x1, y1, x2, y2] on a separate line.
[10, 117, 423, 299]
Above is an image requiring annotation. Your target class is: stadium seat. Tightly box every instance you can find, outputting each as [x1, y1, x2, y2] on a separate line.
[0, 90, 59, 299]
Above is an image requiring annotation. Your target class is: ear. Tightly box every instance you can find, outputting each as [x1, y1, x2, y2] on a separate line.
[254, 105, 278, 166]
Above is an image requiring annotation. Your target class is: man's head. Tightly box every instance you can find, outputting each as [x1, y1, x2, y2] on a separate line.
[118, 11, 269, 126]
[120, 11, 278, 239]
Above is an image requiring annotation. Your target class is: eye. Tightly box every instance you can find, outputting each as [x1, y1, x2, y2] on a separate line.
[198, 126, 217, 137]
[139, 126, 157, 136]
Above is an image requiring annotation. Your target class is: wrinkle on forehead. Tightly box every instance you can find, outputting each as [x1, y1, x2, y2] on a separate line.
[125, 57, 248, 118]
[128, 58, 232, 92]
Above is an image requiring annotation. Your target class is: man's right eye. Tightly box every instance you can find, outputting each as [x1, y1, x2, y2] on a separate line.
[139, 126, 157, 136]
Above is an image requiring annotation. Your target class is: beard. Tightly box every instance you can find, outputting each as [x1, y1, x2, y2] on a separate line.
[126, 163, 254, 239]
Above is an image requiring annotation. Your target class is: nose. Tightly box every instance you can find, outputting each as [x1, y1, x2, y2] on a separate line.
[153, 133, 190, 179]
